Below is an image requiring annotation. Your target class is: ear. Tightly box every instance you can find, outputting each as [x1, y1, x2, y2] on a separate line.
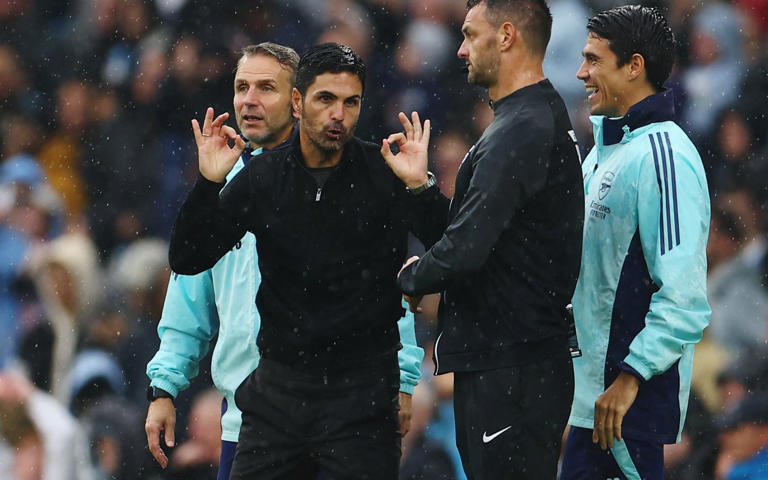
[498, 21, 517, 52]
[291, 87, 302, 120]
[626, 53, 645, 82]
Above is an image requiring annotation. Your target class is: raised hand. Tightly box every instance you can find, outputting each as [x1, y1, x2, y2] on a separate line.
[381, 111, 431, 188]
[192, 107, 247, 183]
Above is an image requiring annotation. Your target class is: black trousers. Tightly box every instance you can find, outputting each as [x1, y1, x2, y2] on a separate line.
[230, 357, 401, 480]
[453, 349, 574, 480]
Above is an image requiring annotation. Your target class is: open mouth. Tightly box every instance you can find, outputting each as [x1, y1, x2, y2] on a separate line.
[325, 127, 344, 140]
[586, 86, 599, 101]
[242, 114, 264, 124]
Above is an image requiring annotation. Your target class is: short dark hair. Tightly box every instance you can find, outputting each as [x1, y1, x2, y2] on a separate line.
[294, 43, 367, 96]
[237, 42, 300, 83]
[466, 0, 552, 56]
[587, 5, 675, 92]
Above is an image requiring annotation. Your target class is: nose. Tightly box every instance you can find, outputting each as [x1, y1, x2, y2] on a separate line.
[243, 86, 262, 106]
[330, 101, 344, 121]
[576, 60, 588, 81]
[457, 39, 468, 59]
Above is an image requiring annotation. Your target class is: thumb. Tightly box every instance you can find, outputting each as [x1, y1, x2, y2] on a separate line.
[164, 418, 176, 447]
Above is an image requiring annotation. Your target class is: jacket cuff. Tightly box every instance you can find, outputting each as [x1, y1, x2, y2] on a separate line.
[397, 262, 419, 296]
[148, 378, 180, 398]
[620, 359, 650, 382]
[194, 173, 226, 194]
[399, 382, 415, 395]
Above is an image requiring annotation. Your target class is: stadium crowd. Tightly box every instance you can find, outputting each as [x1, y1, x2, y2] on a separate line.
[1, 0, 768, 478]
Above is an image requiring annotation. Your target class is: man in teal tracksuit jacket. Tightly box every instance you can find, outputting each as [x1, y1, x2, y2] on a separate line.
[560, 6, 710, 480]
[143, 43, 424, 479]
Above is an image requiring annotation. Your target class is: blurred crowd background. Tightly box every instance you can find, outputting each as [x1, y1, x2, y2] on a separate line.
[1, 0, 768, 478]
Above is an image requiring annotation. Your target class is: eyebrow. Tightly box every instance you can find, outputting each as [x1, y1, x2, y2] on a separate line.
[235, 78, 276, 85]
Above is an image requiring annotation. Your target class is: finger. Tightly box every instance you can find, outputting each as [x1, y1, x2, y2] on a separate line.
[614, 410, 623, 442]
[422, 119, 431, 147]
[596, 405, 608, 450]
[202, 107, 214, 136]
[593, 403, 605, 445]
[381, 139, 395, 164]
[398, 111, 414, 140]
[191, 119, 202, 145]
[386, 132, 407, 147]
[145, 424, 168, 468]
[600, 414, 610, 450]
[211, 112, 229, 137]
[411, 111, 422, 141]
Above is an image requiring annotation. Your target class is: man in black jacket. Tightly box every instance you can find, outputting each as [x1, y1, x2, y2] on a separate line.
[391, 0, 584, 478]
[169, 43, 446, 479]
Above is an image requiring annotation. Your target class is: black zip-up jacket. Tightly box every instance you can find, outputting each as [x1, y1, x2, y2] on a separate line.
[169, 135, 446, 371]
[398, 79, 585, 373]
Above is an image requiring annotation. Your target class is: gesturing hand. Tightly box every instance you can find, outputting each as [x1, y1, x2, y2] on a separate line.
[381, 111, 431, 189]
[192, 107, 247, 183]
[593, 371, 640, 450]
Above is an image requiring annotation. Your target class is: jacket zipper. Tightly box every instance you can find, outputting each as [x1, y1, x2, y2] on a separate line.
[315, 187, 322, 202]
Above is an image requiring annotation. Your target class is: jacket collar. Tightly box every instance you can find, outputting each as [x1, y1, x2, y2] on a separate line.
[596, 89, 675, 146]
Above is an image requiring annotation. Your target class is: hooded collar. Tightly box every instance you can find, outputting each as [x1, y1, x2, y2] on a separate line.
[597, 89, 676, 146]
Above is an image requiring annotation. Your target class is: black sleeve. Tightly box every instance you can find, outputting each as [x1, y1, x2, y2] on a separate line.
[404, 184, 451, 250]
[168, 171, 253, 274]
[398, 113, 552, 296]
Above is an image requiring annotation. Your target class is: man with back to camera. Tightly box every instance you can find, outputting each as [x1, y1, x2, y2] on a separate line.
[167, 42, 447, 479]
[142, 43, 425, 479]
[560, 6, 710, 479]
[388, 0, 585, 477]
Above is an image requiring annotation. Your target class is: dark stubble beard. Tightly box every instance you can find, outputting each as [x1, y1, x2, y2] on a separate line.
[305, 120, 356, 154]
[467, 39, 499, 88]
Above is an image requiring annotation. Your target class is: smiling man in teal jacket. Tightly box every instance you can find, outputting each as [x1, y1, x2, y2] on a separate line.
[560, 6, 710, 480]
[144, 43, 423, 480]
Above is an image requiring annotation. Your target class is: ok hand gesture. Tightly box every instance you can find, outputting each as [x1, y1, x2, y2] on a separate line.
[381, 111, 431, 188]
[192, 107, 247, 183]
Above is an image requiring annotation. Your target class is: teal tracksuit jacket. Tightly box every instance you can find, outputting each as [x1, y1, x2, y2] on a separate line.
[569, 91, 711, 444]
[147, 148, 424, 442]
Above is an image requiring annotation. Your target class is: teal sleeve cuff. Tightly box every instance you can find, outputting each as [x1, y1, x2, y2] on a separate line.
[399, 382, 415, 395]
[623, 354, 654, 381]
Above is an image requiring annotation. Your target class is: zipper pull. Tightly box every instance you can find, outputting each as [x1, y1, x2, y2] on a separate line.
[315, 187, 322, 202]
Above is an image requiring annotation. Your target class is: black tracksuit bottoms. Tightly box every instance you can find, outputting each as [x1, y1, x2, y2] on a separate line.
[229, 356, 401, 480]
[453, 347, 574, 479]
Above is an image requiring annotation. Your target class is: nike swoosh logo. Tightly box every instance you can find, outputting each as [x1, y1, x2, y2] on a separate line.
[482, 426, 512, 443]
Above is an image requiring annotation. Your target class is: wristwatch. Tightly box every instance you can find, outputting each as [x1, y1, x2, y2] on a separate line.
[146, 386, 174, 403]
[406, 171, 436, 195]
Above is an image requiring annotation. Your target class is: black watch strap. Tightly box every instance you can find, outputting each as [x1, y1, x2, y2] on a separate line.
[147, 386, 174, 403]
